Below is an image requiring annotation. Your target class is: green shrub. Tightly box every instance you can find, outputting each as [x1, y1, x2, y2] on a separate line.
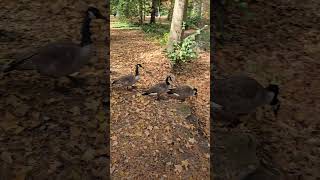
[183, 16, 202, 29]
[166, 35, 198, 65]
[159, 32, 169, 46]
[141, 24, 170, 46]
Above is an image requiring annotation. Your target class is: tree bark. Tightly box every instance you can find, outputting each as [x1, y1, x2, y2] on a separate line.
[139, 0, 143, 24]
[167, 0, 187, 52]
[150, 0, 158, 23]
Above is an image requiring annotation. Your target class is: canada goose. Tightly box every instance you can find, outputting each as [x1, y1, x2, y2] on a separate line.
[2, 7, 106, 80]
[112, 64, 143, 89]
[142, 76, 172, 100]
[167, 85, 197, 101]
[213, 75, 280, 117]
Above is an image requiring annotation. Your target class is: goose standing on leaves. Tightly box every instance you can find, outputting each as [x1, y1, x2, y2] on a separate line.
[212, 75, 280, 118]
[2, 7, 106, 84]
[142, 76, 172, 100]
[167, 85, 198, 101]
[112, 64, 143, 89]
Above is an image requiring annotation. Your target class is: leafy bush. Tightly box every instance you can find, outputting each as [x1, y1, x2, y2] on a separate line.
[183, 16, 202, 30]
[141, 23, 169, 35]
[166, 35, 198, 65]
[159, 32, 169, 46]
[141, 24, 170, 46]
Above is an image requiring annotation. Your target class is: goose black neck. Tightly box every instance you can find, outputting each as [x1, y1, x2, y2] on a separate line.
[165, 77, 170, 85]
[80, 14, 93, 46]
[270, 92, 279, 105]
[135, 65, 140, 76]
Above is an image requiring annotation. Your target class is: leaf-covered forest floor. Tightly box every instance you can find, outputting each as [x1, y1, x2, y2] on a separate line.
[0, 1, 109, 179]
[110, 17, 210, 179]
[215, 0, 320, 179]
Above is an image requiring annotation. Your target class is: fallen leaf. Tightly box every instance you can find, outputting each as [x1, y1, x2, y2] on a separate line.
[15, 103, 30, 117]
[47, 160, 62, 174]
[69, 106, 81, 115]
[111, 135, 117, 141]
[144, 130, 150, 136]
[70, 127, 81, 138]
[174, 165, 183, 174]
[110, 166, 116, 174]
[186, 142, 192, 148]
[5, 94, 20, 107]
[181, 160, 189, 169]
[188, 137, 197, 144]
[112, 141, 118, 146]
[1, 151, 13, 164]
[81, 148, 96, 161]
[84, 99, 100, 111]
[45, 98, 59, 104]
[135, 131, 142, 137]
[147, 125, 153, 131]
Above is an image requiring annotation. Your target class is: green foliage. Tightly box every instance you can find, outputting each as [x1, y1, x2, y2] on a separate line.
[159, 32, 169, 46]
[166, 35, 198, 65]
[166, 25, 209, 64]
[112, 0, 140, 19]
[141, 23, 169, 34]
[111, 20, 140, 29]
[141, 23, 170, 46]
[110, 0, 119, 14]
[183, 15, 202, 29]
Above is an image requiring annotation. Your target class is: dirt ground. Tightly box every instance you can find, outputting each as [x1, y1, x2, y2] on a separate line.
[215, 0, 320, 179]
[110, 18, 210, 179]
[0, 1, 109, 179]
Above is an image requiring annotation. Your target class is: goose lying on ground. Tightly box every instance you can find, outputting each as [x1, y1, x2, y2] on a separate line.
[167, 85, 197, 101]
[142, 75, 172, 100]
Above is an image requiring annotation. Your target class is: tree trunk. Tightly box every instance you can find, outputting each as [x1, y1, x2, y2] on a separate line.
[182, 0, 188, 35]
[167, 0, 187, 52]
[139, 0, 143, 24]
[143, 0, 146, 21]
[158, 0, 161, 17]
[183, 0, 188, 21]
[167, 0, 174, 21]
[150, 0, 157, 23]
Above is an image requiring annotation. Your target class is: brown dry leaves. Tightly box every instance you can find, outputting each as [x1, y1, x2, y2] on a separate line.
[0, 0, 108, 179]
[110, 28, 210, 179]
[217, 0, 320, 178]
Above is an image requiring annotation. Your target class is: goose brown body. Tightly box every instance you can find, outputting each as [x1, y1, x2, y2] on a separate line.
[2, 7, 106, 78]
[142, 76, 172, 97]
[167, 85, 197, 100]
[213, 75, 279, 115]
